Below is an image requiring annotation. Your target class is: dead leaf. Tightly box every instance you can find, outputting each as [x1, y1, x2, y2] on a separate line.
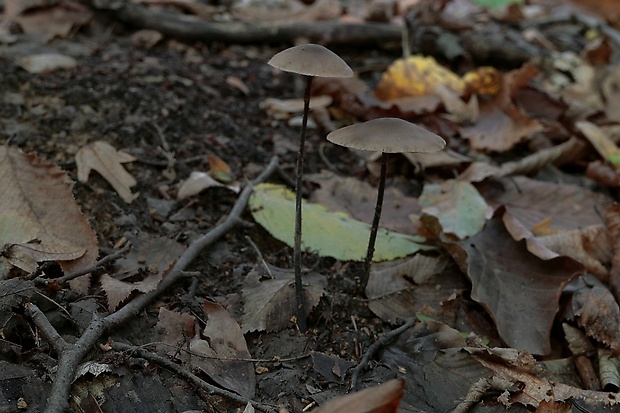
[308, 171, 422, 235]
[241, 264, 326, 333]
[565, 277, 620, 354]
[375, 55, 465, 101]
[18, 53, 77, 74]
[226, 76, 250, 96]
[102, 236, 185, 310]
[207, 153, 234, 183]
[313, 379, 404, 413]
[0, 146, 98, 273]
[461, 64, 543, 152]
[447, 213, 582, 355]
[190, 300, 256, 398]
[76, 141, 138, 203]
[13, 4, 92, 42]
[365, 255, 467, 324]
[576, 121, 620, 167]
[177, 171, 239, 200]
[156, 307, 196, 352]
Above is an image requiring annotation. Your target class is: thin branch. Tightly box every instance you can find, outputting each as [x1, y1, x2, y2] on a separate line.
[43, 156, 279, 413]
[349, 318, 416, 390]
[38, 243, 132, 286]
[110, 341, 277, 412]
[26, 303, 68, 354]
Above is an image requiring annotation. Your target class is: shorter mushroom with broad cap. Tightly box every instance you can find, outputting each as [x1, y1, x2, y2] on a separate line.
[327, 117, 446, 291]
[268, 44, 353, 332]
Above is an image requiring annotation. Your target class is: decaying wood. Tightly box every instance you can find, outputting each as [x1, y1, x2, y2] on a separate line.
[92, 0, 401, 45]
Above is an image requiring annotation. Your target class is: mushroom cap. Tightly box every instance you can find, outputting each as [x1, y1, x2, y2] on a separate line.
[268, 44, 353, 78]
[326, 118, 446, 153]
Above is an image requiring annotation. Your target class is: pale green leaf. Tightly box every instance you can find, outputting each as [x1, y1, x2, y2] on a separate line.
[249, 183, 432, 261]
[419, 180, 488, 239]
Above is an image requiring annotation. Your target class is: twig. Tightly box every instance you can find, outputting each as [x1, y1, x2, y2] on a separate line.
[142, 341, 310, 363]
[245, 235, 273, 278]
[39, 243, 132, 286]
[93, 1, 401, 45]
[110, 341, 277, 412]
[26, 303, 68, 354]
[43, 156, 279, 413]
[349, 318, 416, 390]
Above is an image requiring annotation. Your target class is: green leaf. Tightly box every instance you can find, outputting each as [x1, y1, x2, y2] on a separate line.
[473, 0, 523, 8]
[249, 183, 432, 262]
[419, 180, 488, 239]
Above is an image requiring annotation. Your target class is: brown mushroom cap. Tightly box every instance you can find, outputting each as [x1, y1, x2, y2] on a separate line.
[326, 118, 446, 153]
[268, 44, 353, 78]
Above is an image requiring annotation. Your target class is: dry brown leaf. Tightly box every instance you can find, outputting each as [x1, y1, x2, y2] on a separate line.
[14, 5, 92, 42]
[308, 171, 422, 235]
[576, 121, 620, 167]
[241, 264, 326, 333]
[0, 146, 98, 273]
[375, 56, 465, 101]
[313, 379, 404, 413]
[17, 53, 77, 74]
[458, 137, 589, 182]
[102, 236, 185, 310]
[76, 141, 138, 203]
[156, 307, 196, 353]
[462, 64, 543, 152]
[190, 300, 256, 398]
[177, 171, 239, 200]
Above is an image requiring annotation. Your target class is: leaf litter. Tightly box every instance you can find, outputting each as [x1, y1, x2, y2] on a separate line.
[2, 0, 620, 411]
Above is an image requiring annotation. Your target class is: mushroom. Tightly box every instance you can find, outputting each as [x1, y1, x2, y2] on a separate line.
[326, 118, 446, 291]
[269, 44, 353, 332]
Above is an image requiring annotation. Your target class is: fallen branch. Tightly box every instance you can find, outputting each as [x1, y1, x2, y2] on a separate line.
[350, 318, 416, 390]
[111, 341, 277, 412]
[43, 156, 279, 413]
[92, 0, 401, 45]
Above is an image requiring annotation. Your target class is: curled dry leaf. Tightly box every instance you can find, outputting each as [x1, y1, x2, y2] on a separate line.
[241, 264, 326, 333]
[18, 53, 77, 74]
[177, 171, 240, 200]
[190, 300, 256, 398]
[0, 146, 98, 273]
[313, 379, 404, 413]
[76, 140, 138, 203]
[102, 236, 186, 310]
[447, 213, 582, 355]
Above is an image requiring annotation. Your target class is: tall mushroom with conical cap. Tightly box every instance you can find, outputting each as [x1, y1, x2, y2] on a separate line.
[327, 118, 446, 291]
[268, 44, 353, 332]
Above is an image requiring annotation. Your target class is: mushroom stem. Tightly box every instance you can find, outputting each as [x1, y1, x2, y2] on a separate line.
[361, 152, 388, 292]
[293, 75, 313, 333]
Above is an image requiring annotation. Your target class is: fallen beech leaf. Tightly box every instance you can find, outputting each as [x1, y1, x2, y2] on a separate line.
[462, 64, 543, 152]
[308, 171, 422, 235]
[365, 255, 467, 324]
[313, 379, 404, 413]
[576, 121, 620, 167]
[207, 153, 234, 183]
[226, 75, 249, 95]
[241, 264, 326, 333]
[419, 180, 490, 239]
[0, 146, 98, 273]
[18, 53, 77, 73]
[177, 171, 239, 200]
[156, 307, 196, 353]
[102, 236, 185, 310]
[566, 278, 620, 354]
[190, 300, 255, 398]
[434, 84, 479, 123]
[76, 141, 138, 203]
[13, 5, 92, 42]
[448, 213, 582, 355]
[375, 55, 465, 101]
[250, 183, 432, 262]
